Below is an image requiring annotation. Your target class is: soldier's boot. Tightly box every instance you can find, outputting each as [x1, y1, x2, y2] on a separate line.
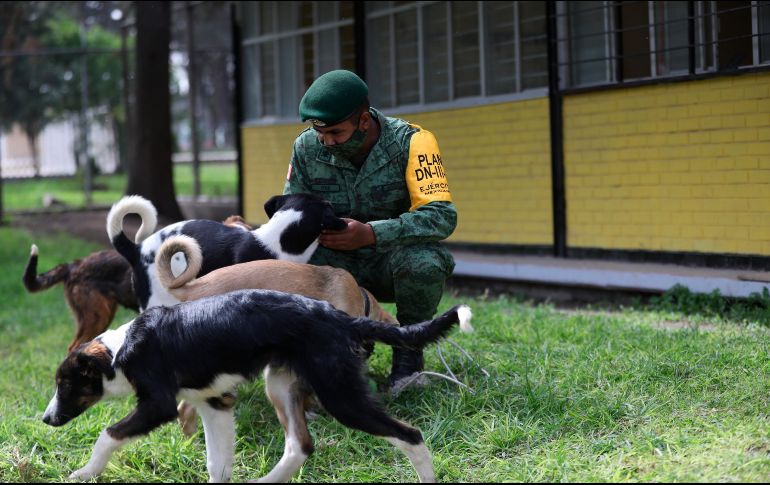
[388, 347, 428, 395]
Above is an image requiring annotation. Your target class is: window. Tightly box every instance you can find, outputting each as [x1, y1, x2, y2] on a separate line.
[567, 1, 612, 86]
[240, 1, 770, 120]
[242, 1, 548, 120]
[241, 1, 355, 121]
[759, 1, 770, 63]
[696, 1, 717, 72]
[653, 1, 690, 75]
[620, 1, 652, 79]
[519, 1, 549, 89]
[563, 1, 770, 88]
[717, 0, 753, 69]
[423, 2, 450, 103]
[452, 2, 481, 98]
[366, 1, 547, 110]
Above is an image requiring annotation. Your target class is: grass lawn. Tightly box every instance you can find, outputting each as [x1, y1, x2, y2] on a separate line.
[2, 163, 238, 212]
[1, 226, 770, 482]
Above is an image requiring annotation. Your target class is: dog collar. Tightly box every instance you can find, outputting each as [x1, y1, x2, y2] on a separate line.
[359, 286, 371, 318]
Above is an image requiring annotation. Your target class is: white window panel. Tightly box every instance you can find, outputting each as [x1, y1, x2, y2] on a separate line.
[452, 1, 481, 99]
[484, 2, 517, 95]
[260, 43, 277, 116]
[568, 1, 611, 86]
[519, 1, 548, 89]
[395, 10, 420, 105]
[423, 2, 450, 103]
[759, 1, 770, 63]
[696, 1, 717, 72]
[241, 45, 261, 120]
[654, 1, 690, 75]
[366, 14, 394, 108]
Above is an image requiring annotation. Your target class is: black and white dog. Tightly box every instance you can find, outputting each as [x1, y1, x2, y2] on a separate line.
[107, 193, 347, 310]
[42, 289, 473, 482]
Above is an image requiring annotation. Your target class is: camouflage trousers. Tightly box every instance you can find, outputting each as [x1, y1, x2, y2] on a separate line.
[309, 242, 455, 325]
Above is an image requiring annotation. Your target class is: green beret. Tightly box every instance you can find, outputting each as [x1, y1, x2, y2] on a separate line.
[299, 70, 369, 127]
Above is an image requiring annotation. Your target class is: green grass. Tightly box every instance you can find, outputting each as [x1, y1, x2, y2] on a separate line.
[2, 226, 770, 482]
[2, 163, 238, 212]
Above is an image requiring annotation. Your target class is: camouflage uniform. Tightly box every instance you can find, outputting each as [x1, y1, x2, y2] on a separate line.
[284, 107, 457, 380]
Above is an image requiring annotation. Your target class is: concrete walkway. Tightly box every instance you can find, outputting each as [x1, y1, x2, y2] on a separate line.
[450, 249, 770, 298]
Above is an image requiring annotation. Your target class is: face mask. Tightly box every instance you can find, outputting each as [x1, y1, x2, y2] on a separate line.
[323, 122, 367, 162]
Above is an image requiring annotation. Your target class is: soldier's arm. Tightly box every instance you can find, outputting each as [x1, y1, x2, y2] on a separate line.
[367, 129, 457, 251]
[368, 201, 457, 251]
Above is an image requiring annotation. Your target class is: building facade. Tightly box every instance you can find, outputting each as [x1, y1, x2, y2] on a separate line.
[236, 1, 770, 269]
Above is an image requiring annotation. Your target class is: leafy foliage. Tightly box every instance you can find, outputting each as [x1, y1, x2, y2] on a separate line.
[0, 3, 126, 172]
[646, 284, 770, 326]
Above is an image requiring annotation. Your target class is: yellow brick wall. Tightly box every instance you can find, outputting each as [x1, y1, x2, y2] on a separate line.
[241, 98, 553, 245]
[241, 124, 302, 224]
[564, 71, 770, 255]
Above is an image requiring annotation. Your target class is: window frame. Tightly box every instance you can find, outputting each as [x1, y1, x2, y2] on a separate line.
[364, 1, 548, 117]
[560, 0, 770, 93]
[241, 1, 355, 125]
[239, 1, 770, 124]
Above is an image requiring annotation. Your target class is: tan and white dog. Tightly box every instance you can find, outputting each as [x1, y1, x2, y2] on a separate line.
[155, 233, 399, 326]
[154, 234, 399, 436]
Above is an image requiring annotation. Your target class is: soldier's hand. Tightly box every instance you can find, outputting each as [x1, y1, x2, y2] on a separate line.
[319, 218, 376, 250]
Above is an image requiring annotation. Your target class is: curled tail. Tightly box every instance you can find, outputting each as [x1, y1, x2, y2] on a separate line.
[106, 195, 158, 266]
[155, 235, 202, 290]
[358, 305, 473, 350]
[22, 244, 71, 292]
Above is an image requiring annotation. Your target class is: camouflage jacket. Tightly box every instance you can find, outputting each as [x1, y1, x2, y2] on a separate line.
[284, 108, 457, 252]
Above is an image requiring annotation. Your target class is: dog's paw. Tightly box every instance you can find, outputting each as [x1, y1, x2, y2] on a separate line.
[177, 401, 198, 437]
[68, 466, 100, 481]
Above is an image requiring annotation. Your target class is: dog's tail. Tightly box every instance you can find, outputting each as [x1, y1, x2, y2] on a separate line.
[155, 234, 202, 290]
[356, 305, 473, 350]
[22, 244, 72, 292]
[106, 195, 158, 266]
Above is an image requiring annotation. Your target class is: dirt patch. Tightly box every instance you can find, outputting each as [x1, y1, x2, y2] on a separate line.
[6, 198, 241, 247]
[7, 207, 175, 248]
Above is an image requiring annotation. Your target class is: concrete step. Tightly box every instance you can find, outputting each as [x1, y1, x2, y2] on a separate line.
[449, 249, 770, 299]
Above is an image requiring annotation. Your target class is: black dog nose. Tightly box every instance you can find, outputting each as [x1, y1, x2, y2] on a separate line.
[42, 414, 51, 425]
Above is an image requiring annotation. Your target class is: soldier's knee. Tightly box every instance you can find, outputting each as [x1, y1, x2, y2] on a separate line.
[390, 244, 455, 281]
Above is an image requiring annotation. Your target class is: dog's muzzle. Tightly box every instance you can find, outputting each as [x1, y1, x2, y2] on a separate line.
[42, 393, 73, 426]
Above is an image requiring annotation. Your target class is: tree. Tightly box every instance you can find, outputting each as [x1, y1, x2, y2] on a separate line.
[0, 3, 126, 177]
[126, 1, 182, 220]
[0, 3, 58, 176]
[42, 14, 126, 176]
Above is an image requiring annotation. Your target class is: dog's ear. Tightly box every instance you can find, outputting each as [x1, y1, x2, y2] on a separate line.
[264, 195, 288, 219]
[322, 209, 348, 231]
[76, 342, 116, 380]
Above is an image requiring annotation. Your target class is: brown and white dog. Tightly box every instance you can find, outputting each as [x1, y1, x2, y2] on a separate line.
[22, 216, 253, 351]
[155, 233, 400, 436]
[42, 289, 473, 482]
[23, 246, 137, 352]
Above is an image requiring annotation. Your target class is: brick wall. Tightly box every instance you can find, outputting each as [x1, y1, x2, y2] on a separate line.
[241, 123, 304, 223]
[564, 71, 770, 255]
[402, 98, 552, 245]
